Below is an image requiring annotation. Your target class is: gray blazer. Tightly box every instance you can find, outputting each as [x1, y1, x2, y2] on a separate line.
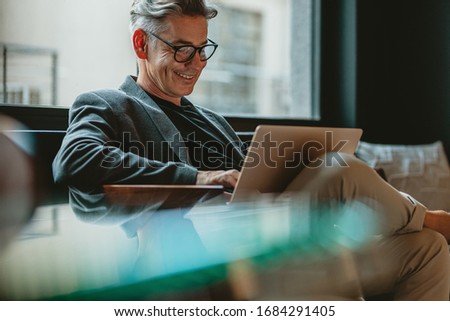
[53, 76, 245, 187]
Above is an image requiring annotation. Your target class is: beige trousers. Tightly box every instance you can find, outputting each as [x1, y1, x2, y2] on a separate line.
[281, 153, 450, 300]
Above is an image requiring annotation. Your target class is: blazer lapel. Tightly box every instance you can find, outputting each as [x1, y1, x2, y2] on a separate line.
[196, 108, 246, 160]
[119, 76, 190, 164]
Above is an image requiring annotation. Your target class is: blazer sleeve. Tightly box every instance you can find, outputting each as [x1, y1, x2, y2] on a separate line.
[52, 91, 198, 188]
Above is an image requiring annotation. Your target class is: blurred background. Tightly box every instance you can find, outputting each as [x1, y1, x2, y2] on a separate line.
[1, 0, 448, 155]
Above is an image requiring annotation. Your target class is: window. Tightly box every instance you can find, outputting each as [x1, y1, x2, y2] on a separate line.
[0, 43, 57, 105]
[0, 0, 319, 119]
[190, 0, 320, 119]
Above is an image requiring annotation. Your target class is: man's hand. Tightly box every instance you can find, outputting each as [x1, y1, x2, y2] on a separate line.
[196, 169, 240, 188]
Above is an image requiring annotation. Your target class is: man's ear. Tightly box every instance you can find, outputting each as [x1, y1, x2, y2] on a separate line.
[132, 29, 148, 59]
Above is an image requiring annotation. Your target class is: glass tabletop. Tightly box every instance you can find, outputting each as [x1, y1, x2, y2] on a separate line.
[0, 187, 377, 300]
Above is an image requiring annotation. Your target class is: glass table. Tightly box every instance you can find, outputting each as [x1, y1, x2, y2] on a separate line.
[0, 187, 377, 300]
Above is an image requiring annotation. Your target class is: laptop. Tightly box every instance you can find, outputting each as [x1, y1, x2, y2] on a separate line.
[229, 125, 363, 202]
[104, 125, 362, 206]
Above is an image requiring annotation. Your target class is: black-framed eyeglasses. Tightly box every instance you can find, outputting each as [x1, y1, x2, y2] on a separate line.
[149, 32, 218, 63]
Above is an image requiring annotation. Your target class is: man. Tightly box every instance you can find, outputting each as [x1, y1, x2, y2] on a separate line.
[53, 0, 450, 299]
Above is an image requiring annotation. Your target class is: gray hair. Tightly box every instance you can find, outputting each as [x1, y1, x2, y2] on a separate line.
[130, 0, 218, 46]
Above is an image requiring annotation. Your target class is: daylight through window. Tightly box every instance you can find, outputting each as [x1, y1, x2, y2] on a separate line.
[189, 0, 319, 119]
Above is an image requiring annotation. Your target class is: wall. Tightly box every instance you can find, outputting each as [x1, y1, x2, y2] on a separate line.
[356, 0, 450, 157]
[320, 0, 450, 157]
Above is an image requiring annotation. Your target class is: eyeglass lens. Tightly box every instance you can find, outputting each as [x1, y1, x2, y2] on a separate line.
[175, 45, 216, 62]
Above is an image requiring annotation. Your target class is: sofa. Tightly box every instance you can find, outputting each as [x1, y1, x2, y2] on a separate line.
[356, 140, 450, 212]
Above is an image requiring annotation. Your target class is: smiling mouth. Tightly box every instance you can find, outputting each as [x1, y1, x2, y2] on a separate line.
[175, 72, 195, 80]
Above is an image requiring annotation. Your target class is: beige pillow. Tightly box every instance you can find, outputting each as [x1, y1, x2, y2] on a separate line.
[356, 141, 450, 211]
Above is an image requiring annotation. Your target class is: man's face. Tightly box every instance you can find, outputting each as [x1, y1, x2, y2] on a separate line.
[142, 15, 209, 104]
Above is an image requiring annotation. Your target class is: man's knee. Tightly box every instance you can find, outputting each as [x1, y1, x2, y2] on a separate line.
[308, 153, 374, 186]
[405, 228, 449, 257]
[360, 229, 450, 300]
[307, 152, 353, 169]
[394, 228, 450, 277]
[324, 152, 371, 172]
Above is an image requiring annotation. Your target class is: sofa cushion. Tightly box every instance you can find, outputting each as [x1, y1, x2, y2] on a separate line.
[356, 141, 450, 211]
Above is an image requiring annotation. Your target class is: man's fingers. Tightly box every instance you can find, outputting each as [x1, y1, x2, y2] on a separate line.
[196, 170, 240, 187]
[221, 169, 240, 187]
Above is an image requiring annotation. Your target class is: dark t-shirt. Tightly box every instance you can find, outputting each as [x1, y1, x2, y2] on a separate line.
[149, 94, 243, 171]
